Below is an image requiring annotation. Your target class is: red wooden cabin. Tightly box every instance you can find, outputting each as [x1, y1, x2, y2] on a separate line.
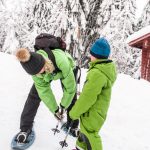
[127, 26, 150, 81]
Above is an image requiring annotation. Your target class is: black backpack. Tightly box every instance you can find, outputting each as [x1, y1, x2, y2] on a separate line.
[34, 33, 66, 72]
[34, 33, 66, 51]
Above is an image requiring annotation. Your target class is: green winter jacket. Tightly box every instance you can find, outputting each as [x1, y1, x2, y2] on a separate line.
[32, 49, 76, 114]
[69, 59, 117, 131]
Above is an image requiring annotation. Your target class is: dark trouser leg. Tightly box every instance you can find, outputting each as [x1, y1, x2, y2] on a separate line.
[20, 84, 41, 131]
[66, 94, 79, 129]
[66, 67, 80, 129]
[77, 132, 92, 150]
[61, 67, 80, 129]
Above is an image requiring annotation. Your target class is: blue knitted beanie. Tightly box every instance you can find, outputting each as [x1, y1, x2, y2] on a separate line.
[90, 37, 110, 59]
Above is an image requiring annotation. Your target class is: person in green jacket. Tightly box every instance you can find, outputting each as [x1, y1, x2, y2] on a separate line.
[70, 37, 117, 150]
[14, 45, 77, 144]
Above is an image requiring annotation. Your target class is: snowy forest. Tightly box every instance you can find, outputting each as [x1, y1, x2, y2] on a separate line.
[0, 0, 150, 78]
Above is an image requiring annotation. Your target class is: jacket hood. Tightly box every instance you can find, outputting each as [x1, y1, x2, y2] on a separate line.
[89, 59, 117, 85]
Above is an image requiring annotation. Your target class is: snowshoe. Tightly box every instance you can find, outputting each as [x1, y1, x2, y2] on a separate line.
[11, 129, 35, 150]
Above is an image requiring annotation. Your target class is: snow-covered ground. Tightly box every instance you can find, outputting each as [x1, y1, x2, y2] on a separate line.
[0, 52, 150, 150]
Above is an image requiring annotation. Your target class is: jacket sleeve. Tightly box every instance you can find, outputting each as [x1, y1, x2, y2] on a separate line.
[57, 56, 76, 109]
[32, 75, 58, 114]
[69, 69, 107, 120]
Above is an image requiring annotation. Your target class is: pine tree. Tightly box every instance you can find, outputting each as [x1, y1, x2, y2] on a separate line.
[61, 0, 104, 64]
[0, 11, 12, 52]
[0, 0, 29, 53]
[15, 0, 66, 51]
[32, 0, 64, 34]
[0, 14, 5, 50]
[137, 0, 150, 29]
[2, 12, 20, 53]
[14, 0, 38, 50]
[0, 1, 7, 51]
[79, 0, 103, 53]
[60, 0, 85, 61]
[101, 0, 140, 77]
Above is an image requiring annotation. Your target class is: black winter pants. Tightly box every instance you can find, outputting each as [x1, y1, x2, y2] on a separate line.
[20, 69, 79, 131]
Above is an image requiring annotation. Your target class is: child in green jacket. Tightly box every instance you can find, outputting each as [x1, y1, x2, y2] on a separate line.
[70, 37, 117, 150]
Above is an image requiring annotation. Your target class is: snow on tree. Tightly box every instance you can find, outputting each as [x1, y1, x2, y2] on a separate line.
[32, 0, 64, 34]
[10, 0, 98, 61]
[60, 0, 86, 61]
[2, 13, 19, 54]
[0, 0, 29, 53]
[100, 0, 141, 78]
[79, 0, 103, 54]
[0, 0, 4, 7]
[13, 0, 38, 51]
[0, 0, 65, 52]
[12, 0, 68, 51]
[61, 0, 105, 64]
[136, 0, 150, 30]
[0, 16, 5, 50]
[0, 11, 11, 52]
[0, 1, 7, 50]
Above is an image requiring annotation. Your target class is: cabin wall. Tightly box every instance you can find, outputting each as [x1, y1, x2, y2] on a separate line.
[141, 46, 150, 81]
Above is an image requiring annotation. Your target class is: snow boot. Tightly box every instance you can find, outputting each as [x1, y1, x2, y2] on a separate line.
[69, 128, 80, 137]
[61, 122, 69, 133]
[61, 122, 79, 137]
[16, 129, 32, 143]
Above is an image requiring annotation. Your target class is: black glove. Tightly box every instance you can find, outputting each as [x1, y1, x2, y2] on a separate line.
[60, 104, 66, 116]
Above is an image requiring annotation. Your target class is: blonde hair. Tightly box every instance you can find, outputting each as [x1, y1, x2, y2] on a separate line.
[43, 58, 55, 73]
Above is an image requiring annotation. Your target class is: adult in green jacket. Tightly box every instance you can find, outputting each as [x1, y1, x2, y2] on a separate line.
[70, 38, 117, 150]
[32, 49, 76, 113]
[14, 47, 76, 144]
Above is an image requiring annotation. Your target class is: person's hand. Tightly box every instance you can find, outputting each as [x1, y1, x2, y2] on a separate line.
[54, 106, 65, 121]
